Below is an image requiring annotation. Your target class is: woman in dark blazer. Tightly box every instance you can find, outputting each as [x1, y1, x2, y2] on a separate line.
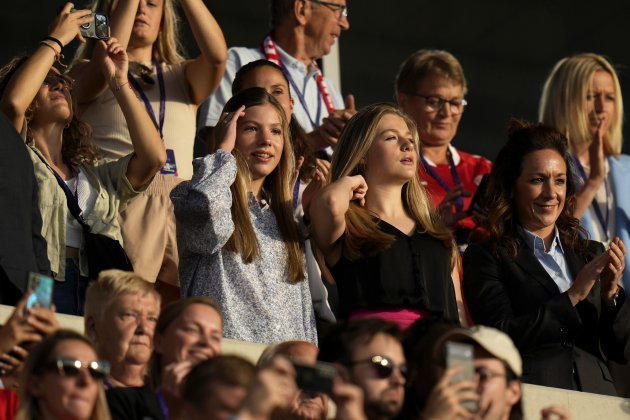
[463, 120, 630, 396]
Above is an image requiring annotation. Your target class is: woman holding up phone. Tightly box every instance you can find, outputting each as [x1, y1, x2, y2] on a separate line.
[70, 0, 227, 302]
[0, 3, 166, 315]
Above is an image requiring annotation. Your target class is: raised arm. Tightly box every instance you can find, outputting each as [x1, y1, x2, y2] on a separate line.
[93, 38, 166, 188]
[573, 122, 606, 219]
[70, 0, 140, 105]
[0, 3, 92, 130]
[180, 0, 227, 105]
[309, 175, 367, 266]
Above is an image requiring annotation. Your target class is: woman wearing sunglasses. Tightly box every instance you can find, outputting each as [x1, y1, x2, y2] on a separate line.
[15, 329, 111, 420]
[0, 4, 166, 315]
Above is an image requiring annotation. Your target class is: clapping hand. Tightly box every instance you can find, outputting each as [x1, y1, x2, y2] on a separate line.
[600, 237, 626, 299]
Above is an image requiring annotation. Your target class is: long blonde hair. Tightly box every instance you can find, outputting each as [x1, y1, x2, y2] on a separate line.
[222, 88, 305, 283]
[539, 53, 624, 156]
[73, 0, 185, 64]
[330, 103, 457, 266]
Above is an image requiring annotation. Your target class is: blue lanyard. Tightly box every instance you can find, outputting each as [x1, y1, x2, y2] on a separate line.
[573, 154, 610, 241]
[128, 60, 166, 138]
[156, 390, 169, 419]
[292, 178, 300, 210]
[420, 150, 464, 212]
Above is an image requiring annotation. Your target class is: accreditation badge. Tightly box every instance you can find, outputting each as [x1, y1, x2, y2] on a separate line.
[160, 148, 178, 176]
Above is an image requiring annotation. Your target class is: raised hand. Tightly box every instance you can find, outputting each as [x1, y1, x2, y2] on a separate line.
[97, 38, 129, 86]
[307, 94, 357, 149]
[438, 185, 471, 227]
[213, 106, 246, 153]
[600, 237, 626, 299]
[587, 118, 607, 185]
[345, 175, 368, 207]
[420, 367, 478, 420]
[48, 2, 94, 46]
[302, 159, 331, 216]
[568, 252, 609, 306]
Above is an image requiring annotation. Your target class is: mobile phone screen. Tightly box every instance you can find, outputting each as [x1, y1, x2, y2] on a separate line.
[26, 272, 54, 310]
[445, 341, 478, 413]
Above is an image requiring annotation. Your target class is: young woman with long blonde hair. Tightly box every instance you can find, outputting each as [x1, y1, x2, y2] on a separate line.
[70, 0, 227, 302]
[171, 87, 316, 344]
[310, 103, 465, 328]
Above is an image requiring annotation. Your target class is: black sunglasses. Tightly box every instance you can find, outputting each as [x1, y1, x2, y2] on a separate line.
[345, 355, 407, 379]
[48, 357, 110, 380]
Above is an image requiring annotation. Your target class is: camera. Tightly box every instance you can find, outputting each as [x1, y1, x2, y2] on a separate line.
[71, 9, 110, 40]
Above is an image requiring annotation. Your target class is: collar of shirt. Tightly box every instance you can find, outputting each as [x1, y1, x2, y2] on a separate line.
[521, 226, 565, 254]
[422, 144, 462, 167]
[275, 43, 319, 78]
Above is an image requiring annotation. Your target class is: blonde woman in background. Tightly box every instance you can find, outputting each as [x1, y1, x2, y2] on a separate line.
[71, 0, 227, 303]
[540, 54, 630, 293]
[310, 103, 465, 329]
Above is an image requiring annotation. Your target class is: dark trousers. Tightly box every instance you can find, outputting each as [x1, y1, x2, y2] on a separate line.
[52, 258, 90, 315]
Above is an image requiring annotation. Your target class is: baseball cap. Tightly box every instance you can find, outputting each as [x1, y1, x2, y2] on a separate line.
[436, 325, 522, 377]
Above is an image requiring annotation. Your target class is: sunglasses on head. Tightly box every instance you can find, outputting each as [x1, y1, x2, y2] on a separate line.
[346, 355, 408, 379]
[48, 357, 110, 380]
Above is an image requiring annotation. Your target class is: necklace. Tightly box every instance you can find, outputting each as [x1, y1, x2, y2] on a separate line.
[128, 61, 155, 85]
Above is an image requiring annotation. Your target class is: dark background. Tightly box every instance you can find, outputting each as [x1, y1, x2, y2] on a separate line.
[2, 0, 629, 159]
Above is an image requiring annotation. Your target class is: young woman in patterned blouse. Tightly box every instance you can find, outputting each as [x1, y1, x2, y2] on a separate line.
[171, 87, 316, 344]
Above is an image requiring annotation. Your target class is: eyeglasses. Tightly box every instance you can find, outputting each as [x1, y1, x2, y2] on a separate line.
[475, 367, 506, 384]
[308, 0, 348, 21]
[345, 355, 407, 379]
[405, 93, 467, 115]
[48, 357, 110, 380]
[42, 73, 74, 91]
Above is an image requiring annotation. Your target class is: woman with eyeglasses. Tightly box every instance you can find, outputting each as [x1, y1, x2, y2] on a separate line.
[396, 50, 492, 251]
[463, 120, 630, 395]
[15, 329, 112, 420]
[0, 4, 166, 315]
[309, 103, 465, 329]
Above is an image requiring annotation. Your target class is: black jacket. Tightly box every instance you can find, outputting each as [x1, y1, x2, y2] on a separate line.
[463, 234, 630, 396]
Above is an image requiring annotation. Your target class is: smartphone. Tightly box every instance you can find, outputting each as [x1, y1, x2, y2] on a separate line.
[445, 341, 478, 413]
[26, 272, 54, 311]
[293, 361, 335, 395]
[466, 174, 490, 216]
[71, 9, 110, 40]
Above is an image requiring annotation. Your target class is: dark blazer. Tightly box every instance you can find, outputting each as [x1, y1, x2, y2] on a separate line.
[0, 114, 49, 303]
[463, 234, 630, 396]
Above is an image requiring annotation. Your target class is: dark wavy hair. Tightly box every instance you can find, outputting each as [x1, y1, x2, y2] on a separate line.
[0, 55, 99, 166]
[480, 119, 586, 259]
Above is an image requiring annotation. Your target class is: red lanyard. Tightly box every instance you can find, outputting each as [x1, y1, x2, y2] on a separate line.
[261, 34, 335, 126]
